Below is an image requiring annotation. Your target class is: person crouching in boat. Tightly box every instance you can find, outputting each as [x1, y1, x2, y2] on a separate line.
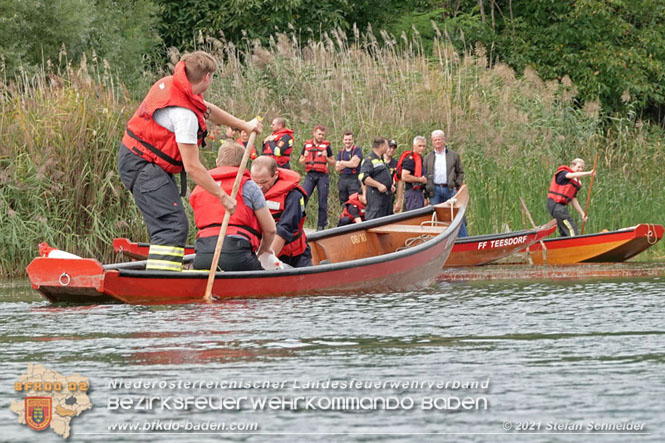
[338, 192, 366, 226]
[546, 158, 596, 237]
[189, 142, 276, 271]
[250, 156, 313, 267]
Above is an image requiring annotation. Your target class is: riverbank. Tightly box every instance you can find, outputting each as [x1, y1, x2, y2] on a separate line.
[439, 262, 665, 282]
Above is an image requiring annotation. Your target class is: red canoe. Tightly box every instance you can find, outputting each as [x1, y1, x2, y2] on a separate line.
[27, 187, 468, 304]
[508, 224, 664, 265]
[443, 219, 557, 267]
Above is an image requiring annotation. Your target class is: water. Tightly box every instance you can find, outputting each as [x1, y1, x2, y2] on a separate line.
[1, 277, 663, 442]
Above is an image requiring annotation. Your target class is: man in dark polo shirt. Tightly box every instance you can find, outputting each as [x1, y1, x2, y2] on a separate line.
[335, 130, 363, 205]
[359, 137, 394, 220]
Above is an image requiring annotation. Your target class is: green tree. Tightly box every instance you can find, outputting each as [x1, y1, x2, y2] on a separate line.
[155, 0, 383, 50]
[0, 0, 161, 91]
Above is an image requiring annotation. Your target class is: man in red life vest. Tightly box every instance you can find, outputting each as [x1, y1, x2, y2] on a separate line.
[338, 192, 367, 226]
[399, 136, 428, 211]
[335, 130, 363, 205]
[189, 142, 276, 271]
[298, 125, 335, 230]
[262, 117, 295, 169]
[250, 156, 312, 267]
[547, 158, 596, 236]
[117, 51, 262, 271]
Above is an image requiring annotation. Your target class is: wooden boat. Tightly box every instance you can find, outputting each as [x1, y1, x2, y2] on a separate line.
[506, 224, 664, 265]
[113, 217, 556, 269]
[443, 219, 557, 267]
[26, 187, 468, 304]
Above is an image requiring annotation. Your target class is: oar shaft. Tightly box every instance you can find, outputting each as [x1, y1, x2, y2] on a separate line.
[581, 153, 599, 235]
[203, 130, 258, 301]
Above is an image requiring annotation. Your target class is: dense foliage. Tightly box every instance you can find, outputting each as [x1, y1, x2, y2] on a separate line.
[2, 1, 664, 117]
[0, 0, 160, 91]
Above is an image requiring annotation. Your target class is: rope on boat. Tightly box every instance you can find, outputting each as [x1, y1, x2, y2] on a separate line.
[647, 224, 658, 245]
[395, 234, 434, 252]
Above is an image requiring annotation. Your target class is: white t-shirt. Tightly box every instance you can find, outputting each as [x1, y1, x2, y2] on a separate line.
[434, 149, 448, 184]
[153, 106, 199, 144]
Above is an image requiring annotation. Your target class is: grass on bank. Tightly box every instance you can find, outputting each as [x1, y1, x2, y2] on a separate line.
[1, 29, 664, 277]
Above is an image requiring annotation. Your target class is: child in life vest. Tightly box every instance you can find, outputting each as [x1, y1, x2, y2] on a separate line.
[546, 158, 596, 236]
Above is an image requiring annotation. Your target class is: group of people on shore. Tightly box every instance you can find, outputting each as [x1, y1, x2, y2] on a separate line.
[212, 120, 468, 231]
[118, 50, 595, 274]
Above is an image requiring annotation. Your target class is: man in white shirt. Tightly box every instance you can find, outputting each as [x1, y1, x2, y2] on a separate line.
[423, 129, 468, 236]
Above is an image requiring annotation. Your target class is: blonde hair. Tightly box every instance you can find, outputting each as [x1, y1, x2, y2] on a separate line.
[571, 158, 585, 168]
[181, 51, 217, 83]
[216, 141, 245, 167]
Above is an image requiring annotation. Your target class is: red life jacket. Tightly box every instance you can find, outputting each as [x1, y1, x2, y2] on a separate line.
[395, 150, 423, 189]
[547, 165, 582, 204]
[340, 192, 366, 221]
[189, 167, 262, 251]
[236, 137, 258, 160]
[303, 139, 330, 173]
[122, 61, 208, 174]
[263, 128, 295, 167]
[264, 168, 308, 257]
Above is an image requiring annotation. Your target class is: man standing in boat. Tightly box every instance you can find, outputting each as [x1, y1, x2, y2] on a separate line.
[117, 51, 262, 272]
[189, 142, 276, 271]
[398, 136, 428, 211]
[250, 156, 313, 267]
[262, 117, 295, 169]
[384, 139, 399, 213]
[299, 125, 335, 231]
[359, 137, 394, 220]
[335, 130, 363, 205]
[547, 158, 596, 236]
[423, 129, 468, 236]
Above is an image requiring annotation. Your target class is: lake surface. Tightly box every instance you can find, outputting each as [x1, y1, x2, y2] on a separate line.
[1, 276, 663, 442]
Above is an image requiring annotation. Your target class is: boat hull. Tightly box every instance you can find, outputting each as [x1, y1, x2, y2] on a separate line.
[517, 224, 663, 265]
[444, 220, 556, 267]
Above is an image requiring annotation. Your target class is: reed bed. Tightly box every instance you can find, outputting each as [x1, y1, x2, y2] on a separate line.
[2, 29, 664, 277]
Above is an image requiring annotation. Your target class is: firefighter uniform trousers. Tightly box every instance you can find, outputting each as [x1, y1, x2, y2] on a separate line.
[118, 146, 187, 271]
[302, 171, 330, 230]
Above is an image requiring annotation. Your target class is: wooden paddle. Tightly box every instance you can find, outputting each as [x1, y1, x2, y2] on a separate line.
[519, 197, 547, 264]
[580, 153, 599, 235]
[203, 129, 259, 301]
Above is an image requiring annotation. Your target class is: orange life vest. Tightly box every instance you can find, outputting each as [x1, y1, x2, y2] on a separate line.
[122, 61, 207, 174]
[303, 139, 330, 173]
[263, 128, 295, 167]
[189, 167, 262, 251]
[547, 165, 582, 204]
[340, 192, 366, 221]
[395, 150, 423, 189]
[236, 137, 258, 160]
[264, 169, 308, 257]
